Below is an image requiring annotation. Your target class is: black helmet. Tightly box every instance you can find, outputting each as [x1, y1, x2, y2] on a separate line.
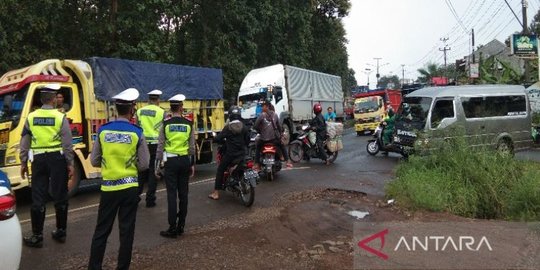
[229, 106, 242, 121]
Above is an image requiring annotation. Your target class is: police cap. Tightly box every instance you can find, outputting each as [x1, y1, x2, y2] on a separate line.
[147, 89, 162, 96]
[37, 83, 62, 93]
[113, 88, 139, 104]
[169, 94, 186, 104]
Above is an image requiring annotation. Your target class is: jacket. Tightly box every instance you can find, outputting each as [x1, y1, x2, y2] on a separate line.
[254, 111, 281, 141]
[215, 119, 250, 157]
[310, 113, 327, 139]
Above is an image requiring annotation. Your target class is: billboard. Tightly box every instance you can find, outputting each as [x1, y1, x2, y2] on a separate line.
[470, 63, 479, 78]
[511, 34, 538, 56]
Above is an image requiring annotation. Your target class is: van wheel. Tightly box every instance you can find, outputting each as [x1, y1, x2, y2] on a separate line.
[67, 161, 82, 198]
[497, 139, 514, 157]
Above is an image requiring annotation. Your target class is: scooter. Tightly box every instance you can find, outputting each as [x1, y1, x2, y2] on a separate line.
[259, 142, 282, 181]
[288, 124, 338, 163]
[366, 122, 409, 157]
[216, 146, 259, 207]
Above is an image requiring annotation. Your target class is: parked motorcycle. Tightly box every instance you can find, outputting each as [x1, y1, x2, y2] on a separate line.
[288, 124, 338, 163]
[366, 122, 410, 157]
[216, 146, 258, 207]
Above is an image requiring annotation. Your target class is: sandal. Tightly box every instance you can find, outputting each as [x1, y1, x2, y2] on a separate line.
[286, 162, 293, 169]
[208, 193, 219, 200]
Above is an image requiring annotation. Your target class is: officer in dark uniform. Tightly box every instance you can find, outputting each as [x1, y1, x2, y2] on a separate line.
[20, 83, 74, 248]
[135, 89, 165, 207]
[156, 94, 196, 238]
[88, 88, 150, 270]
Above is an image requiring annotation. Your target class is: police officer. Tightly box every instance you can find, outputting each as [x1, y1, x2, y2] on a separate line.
[20, 83, 74, 248]
[88, 88, 150, 270]
[156, 94, 195, 238]
[135, 89, 165, 207]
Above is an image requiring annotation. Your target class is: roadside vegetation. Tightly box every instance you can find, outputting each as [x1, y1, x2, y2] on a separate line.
[386, 131, 540, 221]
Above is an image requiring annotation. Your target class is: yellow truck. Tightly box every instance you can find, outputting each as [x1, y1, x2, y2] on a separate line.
[354, 89, 402, 136]
[0, 57, 224, 194]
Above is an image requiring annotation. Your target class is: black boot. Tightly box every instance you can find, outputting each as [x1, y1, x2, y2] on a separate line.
[25, 206, 45, 248]
[176, 225, 184, 236]
[53, 204, 68, 243]
[23, 234, 43, 248]
[160, 226, 177, 238]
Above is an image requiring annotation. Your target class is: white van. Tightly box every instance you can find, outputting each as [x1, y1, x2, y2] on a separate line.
[394, 85, 532, 154]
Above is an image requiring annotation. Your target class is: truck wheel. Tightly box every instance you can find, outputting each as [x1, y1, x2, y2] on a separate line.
[282, 123, 291, 145]
[67, 161, 82, 198]
[357, 131, 362, 136]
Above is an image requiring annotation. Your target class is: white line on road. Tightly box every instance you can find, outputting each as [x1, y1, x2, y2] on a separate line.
[19, 166, 311, 224]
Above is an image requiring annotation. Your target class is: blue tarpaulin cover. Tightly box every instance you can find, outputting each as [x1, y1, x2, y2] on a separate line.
[87, 57, 223, 101]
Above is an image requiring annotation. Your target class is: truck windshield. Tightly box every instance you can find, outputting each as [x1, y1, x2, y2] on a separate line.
[354, 98, 379, 113]
[239, 93, 266, 110]
[0, 87, 28, 124]
[399, 96, 432, 124]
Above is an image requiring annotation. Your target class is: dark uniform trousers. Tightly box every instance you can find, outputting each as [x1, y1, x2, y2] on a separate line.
[164, 155, 190, 229]
[88, 187, 140, 270]
[138, 143, 157, 204]
[30, 151, 69, 235]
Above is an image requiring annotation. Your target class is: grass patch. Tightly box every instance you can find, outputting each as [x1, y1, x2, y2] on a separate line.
[386, 133, 540, 221]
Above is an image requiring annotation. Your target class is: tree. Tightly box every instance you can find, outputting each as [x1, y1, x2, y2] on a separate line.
[343, 68, 357, 96]
[417, 63, 442, 83]
[377, 75, 400, 89]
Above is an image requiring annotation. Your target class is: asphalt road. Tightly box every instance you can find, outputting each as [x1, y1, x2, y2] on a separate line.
[14, 130, 540, 270]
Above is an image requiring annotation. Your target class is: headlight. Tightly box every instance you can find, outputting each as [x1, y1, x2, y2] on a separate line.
[393, 136, 400, 143]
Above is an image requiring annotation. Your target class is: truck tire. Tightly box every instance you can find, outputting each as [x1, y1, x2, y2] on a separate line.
[282, 123, 291, 145]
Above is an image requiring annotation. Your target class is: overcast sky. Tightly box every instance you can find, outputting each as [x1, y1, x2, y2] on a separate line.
[343, 0, 537, 86]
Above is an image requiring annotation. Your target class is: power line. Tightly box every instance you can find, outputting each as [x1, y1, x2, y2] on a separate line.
[445, 0, 469, 34]
[504, 0, 525, 29]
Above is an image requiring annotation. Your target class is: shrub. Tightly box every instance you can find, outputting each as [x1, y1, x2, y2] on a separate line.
[387, 129, 540, 220]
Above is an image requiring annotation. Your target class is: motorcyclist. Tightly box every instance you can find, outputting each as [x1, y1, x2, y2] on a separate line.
[382, 108, 396, 146]
[310, 103, 330, 165]
[208, 106, 250, 200]
[253, 101, 293, 171]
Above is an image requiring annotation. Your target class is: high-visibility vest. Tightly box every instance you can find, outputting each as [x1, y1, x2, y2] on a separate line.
[27, 109, 65, 152]
[136, 104, 164, 143]
[98, 121, 142, 192]
[163, 117, 192, 156]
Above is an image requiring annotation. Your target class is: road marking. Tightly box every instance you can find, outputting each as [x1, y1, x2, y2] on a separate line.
[19, 166, 311, 224]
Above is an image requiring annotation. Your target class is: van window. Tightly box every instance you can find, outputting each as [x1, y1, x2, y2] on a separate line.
[431, 99, 454, 127]
[462, 95, 527, 118]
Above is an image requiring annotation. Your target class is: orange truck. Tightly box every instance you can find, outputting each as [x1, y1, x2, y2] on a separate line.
[353, 89, 402, 136]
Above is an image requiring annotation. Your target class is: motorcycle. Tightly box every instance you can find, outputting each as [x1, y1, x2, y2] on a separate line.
[288, 124, 338, 163]
[247, 129, 282, 182]
[216, 146, 259, 207]
[366, 122, 409, 157]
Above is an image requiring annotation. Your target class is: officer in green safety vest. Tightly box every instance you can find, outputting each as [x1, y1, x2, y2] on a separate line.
[88, 88, 150, 270]
[156, 94, 196, 238]
[20, 83, 74, 248]
[135, 89, 165, 207]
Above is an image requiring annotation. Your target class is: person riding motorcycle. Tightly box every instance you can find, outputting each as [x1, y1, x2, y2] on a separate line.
[253, 101, 292, 170]
[310, 103, 330, 165]
[382, 108, 396, 146]
[208, 106, 250, 200]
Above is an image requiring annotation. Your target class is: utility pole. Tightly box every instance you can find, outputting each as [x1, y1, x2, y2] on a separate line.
[522, 0, 528, 34]
[439, 37, 451, 68]
[401, 64, 405, 87]
[471, 28, 476, 84]
[374, 57, 382, 87]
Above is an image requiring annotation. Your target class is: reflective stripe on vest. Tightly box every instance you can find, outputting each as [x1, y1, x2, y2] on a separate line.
[27, 109, 64, 152]
[98, 122, 141, 192]
[164, 123, 191, 156]
[137, 105, 164, 143]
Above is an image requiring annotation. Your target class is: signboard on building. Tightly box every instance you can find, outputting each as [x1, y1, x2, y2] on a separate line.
[470, 63, 479, 78]
[511, 34, 538, 56]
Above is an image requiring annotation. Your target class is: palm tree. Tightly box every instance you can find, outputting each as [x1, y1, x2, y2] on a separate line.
[417, 63, 441, 83]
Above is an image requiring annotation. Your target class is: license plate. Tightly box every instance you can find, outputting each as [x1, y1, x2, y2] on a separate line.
[263, 158, 275, 165]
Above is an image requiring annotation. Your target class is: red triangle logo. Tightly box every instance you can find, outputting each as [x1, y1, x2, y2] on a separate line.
[358, 228, 389, 260]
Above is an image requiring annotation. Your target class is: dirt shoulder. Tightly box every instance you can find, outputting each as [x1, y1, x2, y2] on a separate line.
[62, 188, 462, 270]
